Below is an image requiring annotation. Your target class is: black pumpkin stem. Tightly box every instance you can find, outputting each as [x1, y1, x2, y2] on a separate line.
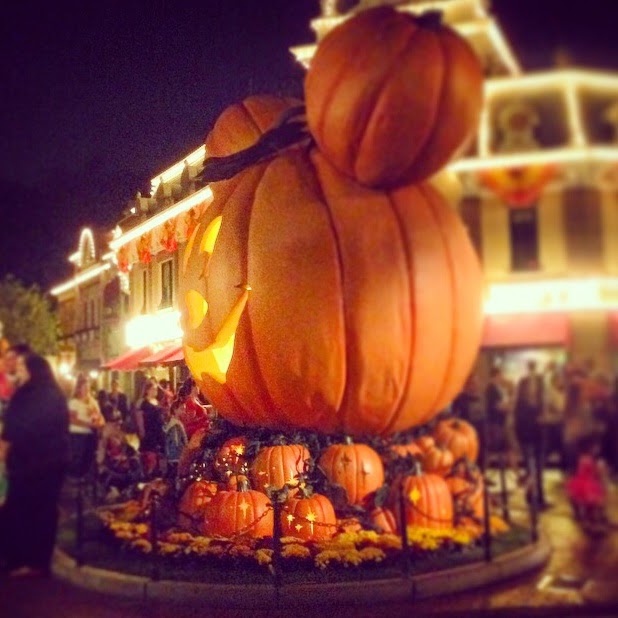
[198, 105, 311, 184]
[415, 10, 443, 30]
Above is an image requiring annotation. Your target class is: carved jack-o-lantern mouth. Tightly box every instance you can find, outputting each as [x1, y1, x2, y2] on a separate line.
[183, 214, 250, 385]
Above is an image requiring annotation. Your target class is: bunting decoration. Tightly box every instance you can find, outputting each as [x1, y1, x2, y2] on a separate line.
[478, 165, 556, 208]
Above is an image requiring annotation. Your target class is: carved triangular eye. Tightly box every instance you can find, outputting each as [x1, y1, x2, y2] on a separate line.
[185, 289, 208, 330]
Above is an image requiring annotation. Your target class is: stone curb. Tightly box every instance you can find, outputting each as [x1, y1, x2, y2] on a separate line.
[52, 533, 551, 607]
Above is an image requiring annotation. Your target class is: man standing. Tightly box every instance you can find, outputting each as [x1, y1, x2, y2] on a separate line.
[108, 379, 129, 424]
[515, 359, 549, 508]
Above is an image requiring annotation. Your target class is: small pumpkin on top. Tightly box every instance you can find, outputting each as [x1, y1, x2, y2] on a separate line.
[305, 6, 483, 189]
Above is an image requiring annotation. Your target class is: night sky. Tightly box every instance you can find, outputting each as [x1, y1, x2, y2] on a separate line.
[1, 0, 617, 290]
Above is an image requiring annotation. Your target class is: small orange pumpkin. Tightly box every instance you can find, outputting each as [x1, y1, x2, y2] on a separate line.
[433, 418, 479, 463]
[202, 476, 273, 539]
[281, 492, 337, 541]
[392, 471, 454, 530]
[214, 435, 249, 479]
[369, 507, 398, 535]
[318, 441, 384, 506]
[421, 443, 455, 476]
[305, 6, 483, 188]
[177, 480, 218, 532]
[250, 444, 311, 494]
[445, 460, 485, 525]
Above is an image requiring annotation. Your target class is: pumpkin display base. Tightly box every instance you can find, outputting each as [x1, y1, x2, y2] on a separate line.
[53, 512, 550, 607]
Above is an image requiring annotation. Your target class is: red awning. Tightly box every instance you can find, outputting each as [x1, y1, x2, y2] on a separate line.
[482, 313, 570, 348]
[102, 346, 152, 371]
[609, 312, 618, 347]
[162, 346, 184, 365]
[140, 344, 184, 367]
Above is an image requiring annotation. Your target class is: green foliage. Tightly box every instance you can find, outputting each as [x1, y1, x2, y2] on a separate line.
[0, 274, 59, 356]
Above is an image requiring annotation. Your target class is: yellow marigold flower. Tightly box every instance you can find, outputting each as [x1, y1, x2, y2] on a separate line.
[355, 530, 379, 544]
[315, 550, 343, 569]
[158, 542, 181, 555]
[131, 539, 152, 554]
[134, 523, 148, 536]
[376, 534, 402, 550]
[281, 536, 302, 544]
[204, 545, 225, 557]
[340, 549, 363, 567]
[255, 549, 273, 566]
[359, 547, 386, 563]
[227, 544, 254, 559]
[282, 544, 312, 560]
[315, 539, 356, 552]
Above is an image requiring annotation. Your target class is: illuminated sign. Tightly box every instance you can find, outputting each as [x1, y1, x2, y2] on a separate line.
[484, 277, 618, 315]
[125, 309, 183, 348]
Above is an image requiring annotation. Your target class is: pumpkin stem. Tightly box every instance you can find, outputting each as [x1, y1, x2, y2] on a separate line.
[343, 435, 354, 446]
[236, 474, 251, 492]
[416, 10, 443, 30]
[198, 105, 311, 183]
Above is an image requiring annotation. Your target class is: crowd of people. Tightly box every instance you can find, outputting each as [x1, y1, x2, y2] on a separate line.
[0, 343, 214, 577]
[453, 358, 617, 524]
[0, 341, 616, 575]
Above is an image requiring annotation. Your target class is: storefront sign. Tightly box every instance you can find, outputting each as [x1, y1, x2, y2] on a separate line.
[125, 310, 183, 348]
[484, 277, 618, 315]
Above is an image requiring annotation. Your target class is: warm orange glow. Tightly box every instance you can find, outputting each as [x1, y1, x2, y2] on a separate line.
[184, 287, 250, 384]
[200, 216, 223, 254]
[185, 289, 209, 330]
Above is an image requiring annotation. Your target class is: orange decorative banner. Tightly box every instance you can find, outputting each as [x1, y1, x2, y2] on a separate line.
[117, 245, 130, 273]
[137, 232, 153, 264]
[160, 218, 178, 253]
[478, 165, 556, 208]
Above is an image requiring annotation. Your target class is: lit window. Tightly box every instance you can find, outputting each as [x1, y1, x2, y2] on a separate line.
[509, 206, 539, 272]
[160, 259, 174, 309]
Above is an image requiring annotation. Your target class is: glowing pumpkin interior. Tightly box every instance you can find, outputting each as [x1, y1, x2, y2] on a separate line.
[183, 215, 249, 385]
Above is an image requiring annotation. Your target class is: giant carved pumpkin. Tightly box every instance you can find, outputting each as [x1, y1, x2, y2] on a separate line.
[318, 441, 384, 506]
[180, 100, 483, 436]
[305, 6, 483, 189]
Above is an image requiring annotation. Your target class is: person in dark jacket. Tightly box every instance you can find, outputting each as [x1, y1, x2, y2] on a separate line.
[0, 353, 69, 576]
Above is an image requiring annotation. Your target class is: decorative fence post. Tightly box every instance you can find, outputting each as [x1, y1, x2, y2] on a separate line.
[480, 416, 492, 562]
[498, 451, 510, 523]
[398, 482, 411, 579]
[528, 452, 539, 543]
[272, 499, 283, 603]
[149, 491, 160, 582]
[75, 475, 85, 567]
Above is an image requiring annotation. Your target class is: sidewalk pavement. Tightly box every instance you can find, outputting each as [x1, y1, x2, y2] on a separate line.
[1, 469, 618, 617]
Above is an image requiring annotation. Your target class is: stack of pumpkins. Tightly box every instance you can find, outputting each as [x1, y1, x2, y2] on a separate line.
[176, 416, 484, 541]
[179, 7, 485, 542]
